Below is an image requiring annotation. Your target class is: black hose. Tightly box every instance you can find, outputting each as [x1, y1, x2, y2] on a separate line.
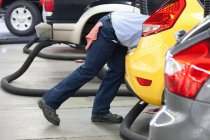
[23, 36, 39, 50]
[120, 101, 148, 140]
[1, 40, 52, 96]
[23, 36, 86, 61]
[1, 40, 132, 96]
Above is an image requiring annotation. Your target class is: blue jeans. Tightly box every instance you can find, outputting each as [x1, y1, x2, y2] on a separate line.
[43, 15, 127, 115]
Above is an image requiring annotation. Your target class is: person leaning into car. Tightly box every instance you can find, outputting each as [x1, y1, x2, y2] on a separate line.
[38, 12, 149, 125]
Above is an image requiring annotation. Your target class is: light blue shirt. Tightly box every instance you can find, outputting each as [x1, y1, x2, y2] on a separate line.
[111, 12, 149, 48]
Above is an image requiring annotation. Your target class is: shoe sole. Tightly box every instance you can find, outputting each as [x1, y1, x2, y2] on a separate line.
[38, 100, 60, 126]
[91, 117, 122, 123]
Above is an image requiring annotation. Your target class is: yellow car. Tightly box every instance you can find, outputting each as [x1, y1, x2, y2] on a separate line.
[125, 0, 204, 106]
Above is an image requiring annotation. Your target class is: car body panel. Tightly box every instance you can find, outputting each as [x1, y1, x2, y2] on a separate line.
[47, 0, 137, 23]
[149, 89, 210, 140]
[39, 0, 170, 45]
[39, 0, 145, 44]
[196, 79, 210, 104]
[0, 0, 41, 9]
[125, 0, 204, 106]
[47, 0, 98, 23]
[52, 4, 140, 43]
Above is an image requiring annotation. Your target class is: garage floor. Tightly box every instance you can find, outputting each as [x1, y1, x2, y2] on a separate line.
[0, 42, 155, 140]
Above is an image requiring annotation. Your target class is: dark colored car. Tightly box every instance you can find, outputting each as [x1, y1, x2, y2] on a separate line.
[39, 0, 140, 45]
[37, 0, 167, 45]
[0, 0, 43, 36]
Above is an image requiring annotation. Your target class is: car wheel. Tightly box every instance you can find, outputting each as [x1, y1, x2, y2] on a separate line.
[5, 1, 41, 36]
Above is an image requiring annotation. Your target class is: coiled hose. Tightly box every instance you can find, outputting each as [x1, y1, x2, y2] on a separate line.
[23, 36, 87, 61]
[1, 39, 132, 96]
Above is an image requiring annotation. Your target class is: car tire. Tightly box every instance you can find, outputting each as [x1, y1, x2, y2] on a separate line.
[5, 1, 41, 36]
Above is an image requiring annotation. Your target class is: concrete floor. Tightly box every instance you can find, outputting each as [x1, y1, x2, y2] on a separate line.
[0, 43, 156, 140]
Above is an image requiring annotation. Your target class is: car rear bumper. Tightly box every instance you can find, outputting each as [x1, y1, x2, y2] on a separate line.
[125, 33, 170, 106]
[148, 90, 210, 140]
[35, 23, 53, 40]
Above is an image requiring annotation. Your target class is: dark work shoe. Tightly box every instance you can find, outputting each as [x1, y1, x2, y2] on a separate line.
[91, 112, 123, 123]
[38, 99, 60, 125]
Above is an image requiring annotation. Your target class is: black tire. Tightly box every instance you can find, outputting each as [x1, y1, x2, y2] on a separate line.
[5, 1, 41, 36]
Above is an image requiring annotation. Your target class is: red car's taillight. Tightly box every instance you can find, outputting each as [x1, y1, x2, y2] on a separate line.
[0, 0, 3, 7]
[142, 0, 186, 37]
[165, 39, 210, 99]
[40, 0, 44, 5]
[44, 0, 54, 12]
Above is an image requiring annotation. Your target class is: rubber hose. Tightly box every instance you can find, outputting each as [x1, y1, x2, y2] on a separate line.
[23, 36, 39, 50]
[1, 40, 53, 96]
[120, 101, 148, 140]
[23, 36, 86, 61]
[1, 40, 132, 96]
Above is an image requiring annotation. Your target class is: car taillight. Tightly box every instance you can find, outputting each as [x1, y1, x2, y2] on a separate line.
[44, 0, 54, 12]
[137, 77, 152, 86]
[165, 39, 210, 99]
[142, 0, 186, 37]
[0, 0, 2, 7]
[40, 0, 44, 5]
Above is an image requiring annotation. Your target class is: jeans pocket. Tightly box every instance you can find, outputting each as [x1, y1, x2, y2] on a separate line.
[100, 26, 119, 45]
